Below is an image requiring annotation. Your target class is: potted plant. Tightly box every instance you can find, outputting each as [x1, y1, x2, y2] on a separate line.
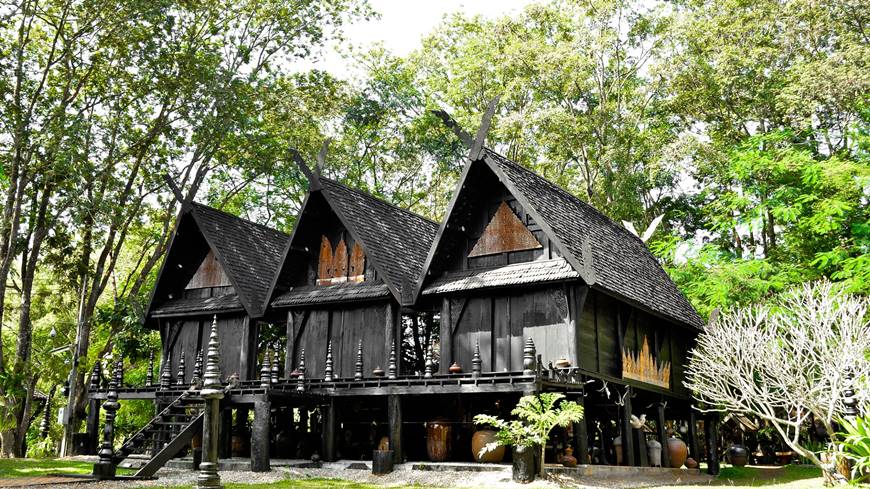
[474, 393, 584, 482]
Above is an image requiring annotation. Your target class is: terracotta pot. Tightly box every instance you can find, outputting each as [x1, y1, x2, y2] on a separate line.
[449, 362, 462, 374]
[191, 432, 202, 450]
[372, 367, 385, 377]
[667, 437, 688, 468]
[471, 430, 504, 463]
[512, 445, 536, 483]
[613, 435, 623, 465]
[555, 358, 571, 369]
[377, 436, 390, 451]
[426, 419, 452, 462]
[561, 447, 577, 467]
[728, 444, 749, 467]
[685, 457, 699, 469]
[646, 438, 662, 467]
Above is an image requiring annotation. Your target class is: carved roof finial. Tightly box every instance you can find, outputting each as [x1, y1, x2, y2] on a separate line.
[432, 95, 501, 161]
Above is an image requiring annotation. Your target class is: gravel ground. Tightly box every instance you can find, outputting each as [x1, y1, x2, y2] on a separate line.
[44, 465, 715, 489]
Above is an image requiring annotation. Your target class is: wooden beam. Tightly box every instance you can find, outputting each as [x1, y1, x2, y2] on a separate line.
[290, 149, 322, 191]
[657, 402, 671, 468]
[251, 400, 271, 472]
[621, 387, 635, 466]
[431, 110, 473, 149]
[469, 95, 500, 160]
[322, 397, 337, 462]
[573, 393, 588, 465]
[388, 395, 403, 464]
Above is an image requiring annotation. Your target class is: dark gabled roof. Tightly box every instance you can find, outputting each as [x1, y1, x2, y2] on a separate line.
[188, 203, 290, 317]
[272, 280, 391, 307]
[422, 258, 579, 295]
[315, 177, 439, 304]
[480, 149, 704, 329]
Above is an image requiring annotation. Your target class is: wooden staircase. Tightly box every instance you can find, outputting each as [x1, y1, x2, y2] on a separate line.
[113, 391, 205, 478]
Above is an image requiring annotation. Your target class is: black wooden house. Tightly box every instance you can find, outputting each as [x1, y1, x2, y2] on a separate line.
[86, 131, 716, 477]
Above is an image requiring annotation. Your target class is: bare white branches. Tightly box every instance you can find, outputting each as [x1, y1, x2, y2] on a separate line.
[685, 280, 870, 479]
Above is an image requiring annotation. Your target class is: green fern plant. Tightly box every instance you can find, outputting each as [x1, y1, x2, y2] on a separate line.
[474, 393, 584, 477]
[838, 416, 870, 482]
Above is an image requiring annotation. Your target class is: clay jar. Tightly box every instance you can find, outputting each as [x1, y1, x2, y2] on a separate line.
[449, 362, 462, 374]
[728, 444, 749, 467]
[646, 438, 662, 467]
[685, 457, 699, 469]
[471, 429, 505, 463]
[613, 435, 623, 465]
[554, 358, 571, 369]
[426, 419, 452, 462]
[667, 437, 688, 468]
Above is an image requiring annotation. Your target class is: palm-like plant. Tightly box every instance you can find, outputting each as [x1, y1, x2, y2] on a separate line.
[475, 393, 584, 477]
[838, 416, 870, 482]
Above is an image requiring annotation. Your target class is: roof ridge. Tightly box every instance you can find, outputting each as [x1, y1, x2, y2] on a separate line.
[190, 201, 291, 238]
[483, 148, 647, 246]
[319, 177, 439, 226]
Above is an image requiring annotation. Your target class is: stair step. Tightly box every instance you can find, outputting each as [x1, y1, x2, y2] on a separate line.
[156, 421, 194, 426]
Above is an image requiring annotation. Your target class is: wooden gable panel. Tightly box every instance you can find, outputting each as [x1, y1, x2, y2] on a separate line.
[332, 238, 348, 282]
[185, 249, 231, 289]
[468, 201, 542, 258]
[349, 242, 365, 283]
[317, 236, 334, 285]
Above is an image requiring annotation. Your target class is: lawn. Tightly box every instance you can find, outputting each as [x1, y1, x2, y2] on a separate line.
[0, 459, 858, 488]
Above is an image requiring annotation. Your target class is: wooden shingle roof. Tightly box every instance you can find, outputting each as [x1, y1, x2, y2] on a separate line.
[188, 203, 291, 317]
[481, 149, 704, 329]
[317, 178, 439, 304]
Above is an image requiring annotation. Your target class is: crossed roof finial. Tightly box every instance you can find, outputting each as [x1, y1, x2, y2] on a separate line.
[432, 95, 501, 161]
[290, 138, 331, 192]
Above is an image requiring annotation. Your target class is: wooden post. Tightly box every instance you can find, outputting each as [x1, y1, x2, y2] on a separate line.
[220, 409, 233, 459]
[573, 394, 588, 465]
[440, 298, 451, 374]
[251, 400, 271, 472]
[92, 361, 121, 479]
[322, 398, 337, 462]
[705, 416, 720, 475]
[239, 316, 253, 380]
[388, 395, 402, 464]
[197, 320, 225, 489]
[620, 387, 635, 466]
[657, 403, 670, 468]
[284, 311, 295, 378]
[687, 411, 699, 461]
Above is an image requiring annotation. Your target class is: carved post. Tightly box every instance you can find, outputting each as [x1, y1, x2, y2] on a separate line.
[117, 359, 124, 387]
[296, 349, 306, 393]
[197, 321, 225, 489]
[89, 361, 101, 390]
[354, 340, 363, 381]
[145, 351, 154, 387]
[471, 341, 482, 377]
[176, 352, 186, 386]
[39, 388, 53, 438]
[271, 348, 280, 384]
[192, 351, 204, 389]
[387, 342, 397, 380]
[424, 340, 434, 379]
[324, 341, 334, 382]
[160, 351, 173, 389]
[522, 337, 536, 376]
[92, 361, 122, 479]
[260, 349, 272, 388]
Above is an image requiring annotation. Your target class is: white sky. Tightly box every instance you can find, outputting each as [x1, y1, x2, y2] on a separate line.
[299, 0, 534, 78]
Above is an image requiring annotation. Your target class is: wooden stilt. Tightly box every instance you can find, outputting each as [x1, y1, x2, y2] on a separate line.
[388, 395, 402, 464]
[705, 416, 720, 475]
[573, 394, 588, 465]
[322, 398, 337, 462]
[620, 387, 635, 466]
[657, 403, 671, 468]
[251, 401, 271, 472]
[85, 398, 100, 455]
[687, 411, 699, 461]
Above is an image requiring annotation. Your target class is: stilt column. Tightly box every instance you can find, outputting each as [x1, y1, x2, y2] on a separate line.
[388, 395, 402, 464]
[705, 416, 720, 475]
[620, 387, 635, 466]
[656, 403, 670, 468]
[251, 400, 271, 472]
[198, 317, 225, 489]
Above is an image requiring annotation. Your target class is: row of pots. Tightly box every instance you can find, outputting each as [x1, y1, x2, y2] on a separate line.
[427, 421, 506, 463]
[615, 435, 693, 468]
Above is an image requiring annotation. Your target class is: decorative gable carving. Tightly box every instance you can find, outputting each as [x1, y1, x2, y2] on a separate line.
[185, 249, 231, 289]
[468, 201, 542, 257]
[622, 335, 671, 389]
[317, 235, 366, 285]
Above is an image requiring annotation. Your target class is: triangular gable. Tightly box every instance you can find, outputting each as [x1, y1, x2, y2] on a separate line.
[145, 203, 290, 322]
[414, 159, 580, 299]
[468, 201, 542, 257]
[186, 249, 231, 289]
[271, 179, 438, 306]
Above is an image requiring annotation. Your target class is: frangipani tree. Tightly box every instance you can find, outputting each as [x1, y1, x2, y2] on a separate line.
[685, 281, 870, 483]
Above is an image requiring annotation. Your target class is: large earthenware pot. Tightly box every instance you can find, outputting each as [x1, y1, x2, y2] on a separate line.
[646, 438, 662, 467]
[667, 437, 688, 468]
[685, 457, 699, 469]
[728, 444, 749, 467]
[613, 435, 623, 465]
[512, 445, 536, 483]
[426, 419, 452, 462]
[471, 429, 505, 463]
[191, 432, 202, 450]
[561, 447, 578, 467]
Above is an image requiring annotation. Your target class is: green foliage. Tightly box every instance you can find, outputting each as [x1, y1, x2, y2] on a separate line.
[838, 416, 870, 482]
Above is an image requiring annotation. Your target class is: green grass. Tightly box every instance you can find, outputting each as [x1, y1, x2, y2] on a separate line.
[0, 458, 134, 479]
[159, 480, 424, 489]
[653, 463, 847, 488]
